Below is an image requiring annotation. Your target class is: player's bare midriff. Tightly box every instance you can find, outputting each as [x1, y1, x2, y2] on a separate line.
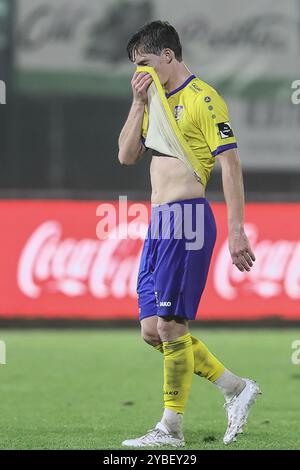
[150, 154, 205, 205]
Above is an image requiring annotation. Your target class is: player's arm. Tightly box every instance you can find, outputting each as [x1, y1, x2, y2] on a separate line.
[217, 148, 255, 272]
[118, 72, 152, 165]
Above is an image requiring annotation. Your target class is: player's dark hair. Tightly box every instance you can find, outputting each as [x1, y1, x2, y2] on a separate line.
[126, 20, 182, 62]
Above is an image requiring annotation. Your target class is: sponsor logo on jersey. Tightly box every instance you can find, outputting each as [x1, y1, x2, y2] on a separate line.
[217, 121, 234, 139]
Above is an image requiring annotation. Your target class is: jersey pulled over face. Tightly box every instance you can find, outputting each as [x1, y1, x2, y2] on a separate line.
[141, 75, 238, 187]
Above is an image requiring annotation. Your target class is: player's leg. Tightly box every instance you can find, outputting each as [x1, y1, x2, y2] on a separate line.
[123, 313, 188, 447]
[123, 216, 185, 447]
[123, 315, 190, 447]
[123, 204, 194, 447]
[191, 339, 262, 444]
[150, 332, 260, 445]
[129, 315, 193, 446]
[156, 315, 193, 442]
[141, 315, 229, 386]
[152, 333, 245, 398]
[140, 315, 260, 446]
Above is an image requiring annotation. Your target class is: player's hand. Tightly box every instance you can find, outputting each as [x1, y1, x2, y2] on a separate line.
[131, 71, 153, 104]
[229, 229, 256, 272]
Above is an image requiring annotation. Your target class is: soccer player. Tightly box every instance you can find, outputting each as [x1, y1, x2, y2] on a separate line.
[118, 21, 260, 447]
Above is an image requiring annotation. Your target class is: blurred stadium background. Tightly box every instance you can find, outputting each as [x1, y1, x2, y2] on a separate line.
[0, 0, 300, 450]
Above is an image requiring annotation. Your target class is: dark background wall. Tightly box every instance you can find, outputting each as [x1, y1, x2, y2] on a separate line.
[1, 0, 299, 200]
[1, 93, 299, 200]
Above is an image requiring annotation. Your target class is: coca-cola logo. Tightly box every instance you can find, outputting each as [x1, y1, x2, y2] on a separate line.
[17, 220, 300, 302]
[17, 220, 146, 299]
[215, 224, 300, 300]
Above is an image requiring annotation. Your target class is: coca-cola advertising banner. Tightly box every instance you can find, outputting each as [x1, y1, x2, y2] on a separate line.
[1, 200, 300, 320]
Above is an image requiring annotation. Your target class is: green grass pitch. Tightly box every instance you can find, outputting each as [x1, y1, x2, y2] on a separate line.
[0, 328, 300, 450]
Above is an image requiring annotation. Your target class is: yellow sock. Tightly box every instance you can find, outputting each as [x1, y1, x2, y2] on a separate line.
[155, 335, 224, 383]
[191, 336, 225, 382]
[163, 333, 194, 414]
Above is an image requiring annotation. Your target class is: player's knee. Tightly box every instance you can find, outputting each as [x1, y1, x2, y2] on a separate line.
[140, 316, 160, 346]
[141, 327, 161, 347]
[157, 315, 188, 342]
[156, 317, 173, 340]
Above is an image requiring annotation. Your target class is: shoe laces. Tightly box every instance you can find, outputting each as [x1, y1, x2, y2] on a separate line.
[141, 427, 166, 444]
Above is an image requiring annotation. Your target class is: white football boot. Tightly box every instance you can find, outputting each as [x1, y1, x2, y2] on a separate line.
[223, 378, 261, 445]
[122, 422, 185, 448]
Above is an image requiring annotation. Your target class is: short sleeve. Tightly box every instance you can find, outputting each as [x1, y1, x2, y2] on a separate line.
[193, 92, 238, 157]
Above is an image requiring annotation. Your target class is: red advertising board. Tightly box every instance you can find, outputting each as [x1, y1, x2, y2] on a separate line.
[1, 200, 300, 320]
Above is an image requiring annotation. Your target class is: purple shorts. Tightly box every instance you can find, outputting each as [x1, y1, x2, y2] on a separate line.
[137, 198, 216, 321]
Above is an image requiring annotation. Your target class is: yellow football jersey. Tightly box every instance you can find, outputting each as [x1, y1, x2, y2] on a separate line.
[141, 74, 237, 187]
